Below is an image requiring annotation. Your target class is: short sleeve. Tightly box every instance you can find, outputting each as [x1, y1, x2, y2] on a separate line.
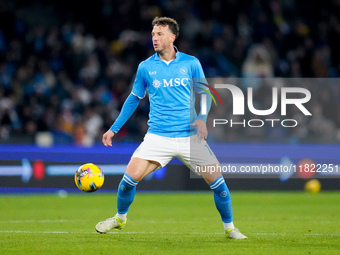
[131, 63, 147, 99]
[192, 58, 205, 79]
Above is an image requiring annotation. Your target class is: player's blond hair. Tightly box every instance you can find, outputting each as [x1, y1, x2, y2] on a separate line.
[152, 17, 179, 39]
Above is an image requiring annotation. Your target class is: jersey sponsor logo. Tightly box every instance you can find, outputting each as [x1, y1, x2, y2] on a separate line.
[149, 71, 157, 75]
[151, 78, 190, 88]
[163, 78, 189, 87]
[152, 79, 162, 89]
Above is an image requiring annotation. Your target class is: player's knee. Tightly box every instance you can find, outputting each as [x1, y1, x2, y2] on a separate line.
[125, 170, 144, 182]
[125, 163, 146, 181]
[200, 165, 222, 184]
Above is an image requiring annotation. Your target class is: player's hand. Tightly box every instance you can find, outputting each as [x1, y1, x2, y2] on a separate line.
[102, 130, 115, 147]
[191, 119, 208, 140]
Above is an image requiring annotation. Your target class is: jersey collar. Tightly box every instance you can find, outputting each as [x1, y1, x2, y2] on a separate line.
[154, 46, 180, 62]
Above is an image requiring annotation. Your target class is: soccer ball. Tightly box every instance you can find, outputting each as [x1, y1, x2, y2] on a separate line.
[75, 163, 104, 192]
[304, 179, 321, 194]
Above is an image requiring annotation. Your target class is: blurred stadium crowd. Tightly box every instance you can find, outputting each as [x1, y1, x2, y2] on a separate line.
[0, 0, 340, 145]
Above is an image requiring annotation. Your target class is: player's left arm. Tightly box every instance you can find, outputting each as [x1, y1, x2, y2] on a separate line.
[191, 58, 212, 140]
[191, 94, 212, 140]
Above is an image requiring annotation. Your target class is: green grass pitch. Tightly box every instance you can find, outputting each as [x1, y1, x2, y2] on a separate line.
[0, 191, 339, 255]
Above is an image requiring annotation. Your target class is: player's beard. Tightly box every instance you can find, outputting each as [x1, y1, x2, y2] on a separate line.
[154, 44, 171, 55]
[153, 44, 163, 53]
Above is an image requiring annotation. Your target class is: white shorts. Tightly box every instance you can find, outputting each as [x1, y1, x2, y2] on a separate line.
[132, 133, 219, 171]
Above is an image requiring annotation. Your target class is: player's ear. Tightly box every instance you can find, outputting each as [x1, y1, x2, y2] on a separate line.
[170, 33, 176, 42]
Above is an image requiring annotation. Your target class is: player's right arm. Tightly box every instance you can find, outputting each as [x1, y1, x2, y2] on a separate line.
[102, 129, 115, 147]
[102, 93, 141, 146]
[103, 62, 146, 147]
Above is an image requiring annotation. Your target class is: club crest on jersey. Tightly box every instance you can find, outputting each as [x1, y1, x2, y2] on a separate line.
[152, 79, 162, 89]
[180, 67, 188, 74]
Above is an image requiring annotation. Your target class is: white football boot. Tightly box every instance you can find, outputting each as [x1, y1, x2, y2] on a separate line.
[95, 216, 127, 234]
[226, 228, 248, 239]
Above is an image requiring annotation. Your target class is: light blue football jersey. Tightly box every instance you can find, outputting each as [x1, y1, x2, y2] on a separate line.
[131, 49, 206, 137]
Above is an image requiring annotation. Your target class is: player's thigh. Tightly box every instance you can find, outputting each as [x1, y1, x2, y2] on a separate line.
[133, 133, 175, 166]
[127, 133, 175, 181]
[126, 157, 160, 182]
[178, 136, 219, 175]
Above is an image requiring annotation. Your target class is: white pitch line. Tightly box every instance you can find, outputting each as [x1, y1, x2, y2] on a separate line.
[0, 230, 338, 236]
[0, 219, 69, 223]
[0, 231, 160, 234]
[250, 232, 340, 236]
[0, 230, 69, 234]
[307, 233, 340, 236]
[251, 232, 278, 235]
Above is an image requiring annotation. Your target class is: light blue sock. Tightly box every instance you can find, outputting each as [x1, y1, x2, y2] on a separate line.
[117, 173, 139, 214]
[209, 176, 233, 223]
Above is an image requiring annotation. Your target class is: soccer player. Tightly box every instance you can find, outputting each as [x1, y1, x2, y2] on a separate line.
[95, 17, 247, 239]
